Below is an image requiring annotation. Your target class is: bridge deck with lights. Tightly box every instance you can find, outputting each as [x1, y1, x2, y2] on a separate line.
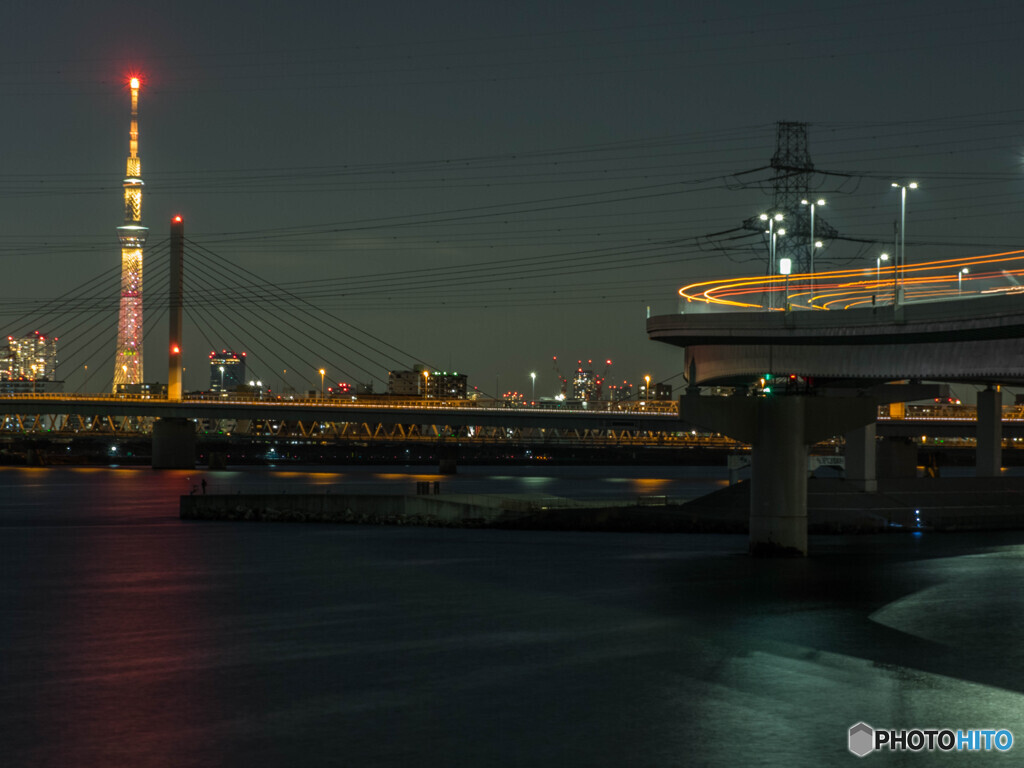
[649, 292, 1024, 386]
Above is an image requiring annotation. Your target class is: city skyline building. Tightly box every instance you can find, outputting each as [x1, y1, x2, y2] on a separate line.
[388, 365, 467, 398]
[424, 370, 468, 399]
[0, 331, 62, 393]
[209, 350, 246, 392]
[112, 76, 147, 393]
[1, 331, 58, 381]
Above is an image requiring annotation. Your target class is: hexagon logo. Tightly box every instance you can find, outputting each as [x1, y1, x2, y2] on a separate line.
[849, 722, 875, 757]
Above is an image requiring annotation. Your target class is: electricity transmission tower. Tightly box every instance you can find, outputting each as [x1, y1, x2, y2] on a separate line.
[745, 121, 837, 277]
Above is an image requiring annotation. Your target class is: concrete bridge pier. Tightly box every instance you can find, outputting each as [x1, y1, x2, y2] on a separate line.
[844, 423, 877, 492]
[680, 393, 878, 556]
[152, 417, 196, 469]
[977, 386, 1002, 477]
[749, 397, 810, 556]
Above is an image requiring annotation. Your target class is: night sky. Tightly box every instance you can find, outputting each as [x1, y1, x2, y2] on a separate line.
[4, 0, 1024, 397]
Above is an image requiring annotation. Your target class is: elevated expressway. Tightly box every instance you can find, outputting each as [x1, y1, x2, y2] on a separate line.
[649, 293, 1024, 388]
[648, 284, 1024, 556]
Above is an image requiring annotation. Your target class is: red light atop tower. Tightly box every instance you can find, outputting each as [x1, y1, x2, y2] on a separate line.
[173, 215, 182, 223]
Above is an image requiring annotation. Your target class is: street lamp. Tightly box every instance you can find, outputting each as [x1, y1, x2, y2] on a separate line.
[759, 213, 784, 308]
[800, 198, 826, 285]
[319, 368, 326, 398]
[219, 365, 225, 392]
[876, 252, 890, 301]
[644, 374, 651, 400]
[774, 227, 787, 308]
[958, 267, 969, 296]
[530, 371, 536, 402]
[891, 181, 918, 305]
[779, 257, 792, 310]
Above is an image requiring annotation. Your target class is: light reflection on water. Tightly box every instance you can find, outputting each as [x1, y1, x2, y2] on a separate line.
[629, 477, 673, 494]
[4, 465, 1024, 766]
[0, 464, 730, 527]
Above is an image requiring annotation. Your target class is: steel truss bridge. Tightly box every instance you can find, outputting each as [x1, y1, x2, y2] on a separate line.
[0, 395, 702, 447]
[3, 395, 1024, 449]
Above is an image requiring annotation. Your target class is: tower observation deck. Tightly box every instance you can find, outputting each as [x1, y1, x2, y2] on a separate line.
[113, 76, 147, 392]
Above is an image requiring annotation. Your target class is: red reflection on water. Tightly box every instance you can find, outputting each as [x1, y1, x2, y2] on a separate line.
[31, 502, 221, 765]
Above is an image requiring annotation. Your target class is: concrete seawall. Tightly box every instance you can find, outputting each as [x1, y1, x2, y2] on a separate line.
[181, 476, 1024, 534]
[179, 492, 746, 532]
[182, 493, 509, 527]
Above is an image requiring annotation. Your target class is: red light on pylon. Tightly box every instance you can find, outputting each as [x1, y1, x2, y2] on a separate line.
[171, 345, 180, 355]
[173, 215, 183, 223]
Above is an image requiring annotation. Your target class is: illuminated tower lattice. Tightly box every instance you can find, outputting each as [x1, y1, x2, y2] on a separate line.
[113, 76, 147, 392]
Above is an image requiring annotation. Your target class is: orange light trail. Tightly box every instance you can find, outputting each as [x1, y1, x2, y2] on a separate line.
[678, 249, 1024, 311]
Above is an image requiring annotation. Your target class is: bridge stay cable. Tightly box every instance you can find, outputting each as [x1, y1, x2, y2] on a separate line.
[1, 242, 166, 393]
[181, 246, 382, 383]
[183, 239, 428, 376]
[181, 249, 384, 389]
[62, 246, 171, 392]
[184, 237, 429, 369]
[182, 289, 314, 395]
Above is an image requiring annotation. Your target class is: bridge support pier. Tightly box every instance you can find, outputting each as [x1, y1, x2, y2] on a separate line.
[844, 424, 877, 492]
[152, 417, 196, 469]
[977, 386, 1002, 477]
[750, 398, 810, 556]
[680, 393, 878, 556]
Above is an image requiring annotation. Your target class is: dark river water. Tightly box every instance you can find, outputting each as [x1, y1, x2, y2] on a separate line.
[3, 465, 1024, 766]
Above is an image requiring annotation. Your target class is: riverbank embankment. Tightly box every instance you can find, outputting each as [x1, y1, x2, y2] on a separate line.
[181, 476, 1024, 533]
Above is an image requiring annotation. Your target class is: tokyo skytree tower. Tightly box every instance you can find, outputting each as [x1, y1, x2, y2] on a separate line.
[113, 75, 147, 392]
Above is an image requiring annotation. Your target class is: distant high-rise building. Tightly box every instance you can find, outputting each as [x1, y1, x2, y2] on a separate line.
[639, 381, 672, 401]
[388, 365, 467, 398]
[209, 350, 246, 392]
[388, 368, 424, 397]
[113, 75, 147, 392]
[1, 331, 58, 381]
[606, 382, 633, 401]
[424, 371, 467, 399]
[572, 365, 603, 401]
[0, 331, 62, 393]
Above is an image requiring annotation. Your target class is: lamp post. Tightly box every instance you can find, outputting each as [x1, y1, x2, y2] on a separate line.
[644, 374, 651, 401]
[219, 365, 225, 392]
[779, 257, 792, 310]
[773, 227, 787, 309]
[800, 198, 826, 293]
[759, 213, 784, 308]
[319, 368, 325, 399]
[530, 372, 536, 402]
[958, 267, 969, 296]
[891, 182, 918, 305]
[876, 252, 890, 302]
